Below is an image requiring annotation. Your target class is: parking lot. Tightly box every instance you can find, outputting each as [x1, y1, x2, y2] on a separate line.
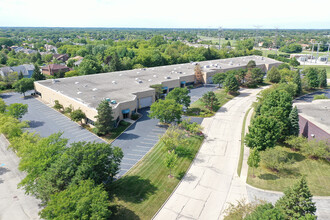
[1, 85, 215, 177]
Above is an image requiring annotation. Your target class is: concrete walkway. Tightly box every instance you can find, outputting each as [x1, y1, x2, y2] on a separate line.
[0, 134, 41, 219]
[154, 88, 263, 220]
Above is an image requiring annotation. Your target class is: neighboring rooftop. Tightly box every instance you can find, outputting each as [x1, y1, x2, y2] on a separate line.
[36, 56, 281, 109]
[294, 100, 330, 134]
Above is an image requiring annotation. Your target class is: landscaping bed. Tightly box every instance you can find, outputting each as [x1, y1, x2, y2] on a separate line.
[108, 134, 204, 219]
[185, 89, 236, 117]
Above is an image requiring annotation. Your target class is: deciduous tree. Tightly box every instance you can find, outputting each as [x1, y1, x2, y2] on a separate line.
[70, 109, 86, 124]
[6, 103, 28, 119]
[149, 99, 183, 124]
[13, 78, 34, 97]
[267, 67, 281, 83]
[247, 149, 260, 177]
[166, 87, 191, 108]
[164, 151, 178, 178]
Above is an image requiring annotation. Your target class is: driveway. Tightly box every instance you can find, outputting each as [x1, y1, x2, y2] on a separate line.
[154, 88, 263, 220]
[294, 89, 330, 103]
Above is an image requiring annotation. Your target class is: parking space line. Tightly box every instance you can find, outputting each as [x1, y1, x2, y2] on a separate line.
[140, 141, 155, 145]
[127, 153, 145, 157]
[143, 137, 156, 141]
[132, 149, 148, 153]
[147, 134, 159, 138]
[121, 162, 135, 166]
[122, 157, 139, 161]
[136, 145, 150, 149]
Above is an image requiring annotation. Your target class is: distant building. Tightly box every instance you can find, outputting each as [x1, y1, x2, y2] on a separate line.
[41, 64, 70, 76]
[44, 44, 57, 53]
[0, 64, 35, 78]
[294, 99, 330, 142]
[53, 54, 69, 62]
[318, 56, 328, 62]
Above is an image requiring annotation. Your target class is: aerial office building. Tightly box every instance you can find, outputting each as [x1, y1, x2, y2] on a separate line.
[34, 55, 281, 125]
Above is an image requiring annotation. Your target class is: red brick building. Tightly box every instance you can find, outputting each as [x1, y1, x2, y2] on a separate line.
[41, 64, 70, 76]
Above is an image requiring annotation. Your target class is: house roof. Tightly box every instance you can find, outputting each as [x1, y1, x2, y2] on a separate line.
[0, 64, 34, 77]
[42, 64, 69, 71]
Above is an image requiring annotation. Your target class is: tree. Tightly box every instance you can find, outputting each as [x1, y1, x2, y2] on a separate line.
[267, 67, 281, 83]
[285, 136, 307, 151]
[6, 103, 28, 119]
[293, 70, 302, 95]
[212, 72, 227, 87]
[0, 98, 6, 113]
[251, 68, 265, 84]
[247, 60, 256, 69]
[166, 87, 191, 108]
[70, 109, 86, 124]
[289, 106, 299, 136]
[64, 70, 80, 78]
[40, 180, 111, 220]
[149, 99, 183, 124]
[245, 203, 284, 220]
[13, 78, 34, 97]
[18, 133, 68, 196]
[276, 177, 316, 219]
[202, 91, 218, 111]
[318, 68, 327, 88]
[245, 116, 282, 151]
[289, 57, 300, 67]
[79, 58, 102, 75]
[160, 126, 187, 152]
[31, 63, 45, 81]
[304, 67, 319, 89]
[194, 64, 203, 84]
[223, 73, 239, 94]
[34, 141, 123, 201]
[261, 147, 292, 172]
[247, 149, 260, 178]
[53, 100, 63, 111]
[150, 84, 163, 100]
[18, 71, 24, 80]
[164, 151, 178, 178]
[95, 100, 114, 135]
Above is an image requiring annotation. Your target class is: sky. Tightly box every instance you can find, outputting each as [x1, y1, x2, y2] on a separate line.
[0, 0, 330, 29]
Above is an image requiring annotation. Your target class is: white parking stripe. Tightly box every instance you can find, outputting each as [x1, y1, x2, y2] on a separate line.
[136, 145, 150, 149]
[127, 153, 145, 157]
[132, 149, 147, 153]
[143, 137, 156, 141]
[140, 141, 154, 145]
[121, 162, 135, 166]
[122, 157, 139, 161]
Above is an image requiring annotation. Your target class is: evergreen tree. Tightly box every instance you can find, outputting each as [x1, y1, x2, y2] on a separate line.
[289, 106, 299, 136]
[276, 177, 316, 219]
[305, 67, 319, 89]
[18, 71, 24, 80]
[318, 69, 327, 88]
[293, 70, 302, 95]
[95, 100, 114, 135]
[247, 60, 256, 69]
[202, 91, 218, 111]
[32, 63, 45, 81]
[223, 73, 239, 94]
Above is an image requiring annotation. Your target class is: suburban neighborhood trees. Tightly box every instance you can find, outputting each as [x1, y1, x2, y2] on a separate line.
[95, 100, 114, 135]
[166, 87, 191, 108]
[149, 99, 183, 124]
[202, 91, 218, 111]
[32, 63, 45, 81]
[13, 78, 34, 97]
[6, 103, 28, 119]
[276, 177, 316, 219]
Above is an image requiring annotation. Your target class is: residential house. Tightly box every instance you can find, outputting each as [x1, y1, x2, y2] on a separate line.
[41, 64, 70, 76]
[53, 54, 69, 62]
[0, 64, 35, 78]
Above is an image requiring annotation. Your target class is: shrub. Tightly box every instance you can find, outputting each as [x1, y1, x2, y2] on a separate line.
[302, 139, 330, 160]
[54, 100, 63, 111]
[63, 106, 72, 114]
[285, 136, 307, 151]
[131, 113, 139, 120]
[313, 94, 328, 100]
[261, 147, 293, 172]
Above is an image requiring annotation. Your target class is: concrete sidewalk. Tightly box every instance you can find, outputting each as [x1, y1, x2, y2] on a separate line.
[154, 88, 263, 220]
[0, 134, 41, 220]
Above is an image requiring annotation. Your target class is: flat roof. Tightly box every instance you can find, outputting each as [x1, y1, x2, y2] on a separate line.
[294, 100, 330, 134]
[36, 55, 281, 109]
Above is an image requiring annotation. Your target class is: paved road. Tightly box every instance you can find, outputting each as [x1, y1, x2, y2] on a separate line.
[294, 89, 330, 103]
[0, 134, 41, 220]
[154, 88, 262, 220]
[1, 92, 103, 144]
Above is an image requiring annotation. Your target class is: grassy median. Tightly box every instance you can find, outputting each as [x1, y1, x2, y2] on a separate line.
[108, 135, 204, 220]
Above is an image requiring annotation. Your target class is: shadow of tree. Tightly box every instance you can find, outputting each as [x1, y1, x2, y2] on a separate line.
[29, 120, 45, 128]
[0, 167, 10, 176]
[109, 176, 157, 203]
[258, 173, 279, 180]
[288, 152, 305, 162]
[175, 146, 193, 160]
[109, 204, 140, 220]
[280, 167, 301, 178]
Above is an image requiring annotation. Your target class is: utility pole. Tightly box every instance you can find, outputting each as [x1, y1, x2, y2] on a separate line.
[326, 42, 330, 64]
[218, 26, 222, 50]
[315, 42, 321, 63]
[310, 42, 315, 63]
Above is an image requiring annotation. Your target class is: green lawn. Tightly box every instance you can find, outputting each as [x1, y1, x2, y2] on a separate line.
[247, 146, 330, 196]
[198, 35, 237, 46]
[108, 135, 204, 220]
[185, 89, 236, 117]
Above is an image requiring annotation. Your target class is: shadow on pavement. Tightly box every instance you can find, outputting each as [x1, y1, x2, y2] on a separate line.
[239, 92, 252, 97]
[0, 167, 10, 176]
[116, 133, 140, 140]
[0, 94, 12, 99]
[29, 120, 45, 128]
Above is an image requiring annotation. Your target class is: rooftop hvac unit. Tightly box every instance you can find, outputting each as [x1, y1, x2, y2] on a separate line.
[164, 76, 171, 79]
[92, 88, 97, 91]
[148, 79, 152, 82]
[138, 80, 143, 83]
[119, 74, 122, 76]
[111, 100, 117, 104]
[137, 72, 140, 74]
[112, 81, 116, 84]
[153, 75, 157, 78]
[105, 98, 111, 102]
[77, 91, 82, 95]
[75, 81, 79, 84]
[135, 78, 139, 80]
